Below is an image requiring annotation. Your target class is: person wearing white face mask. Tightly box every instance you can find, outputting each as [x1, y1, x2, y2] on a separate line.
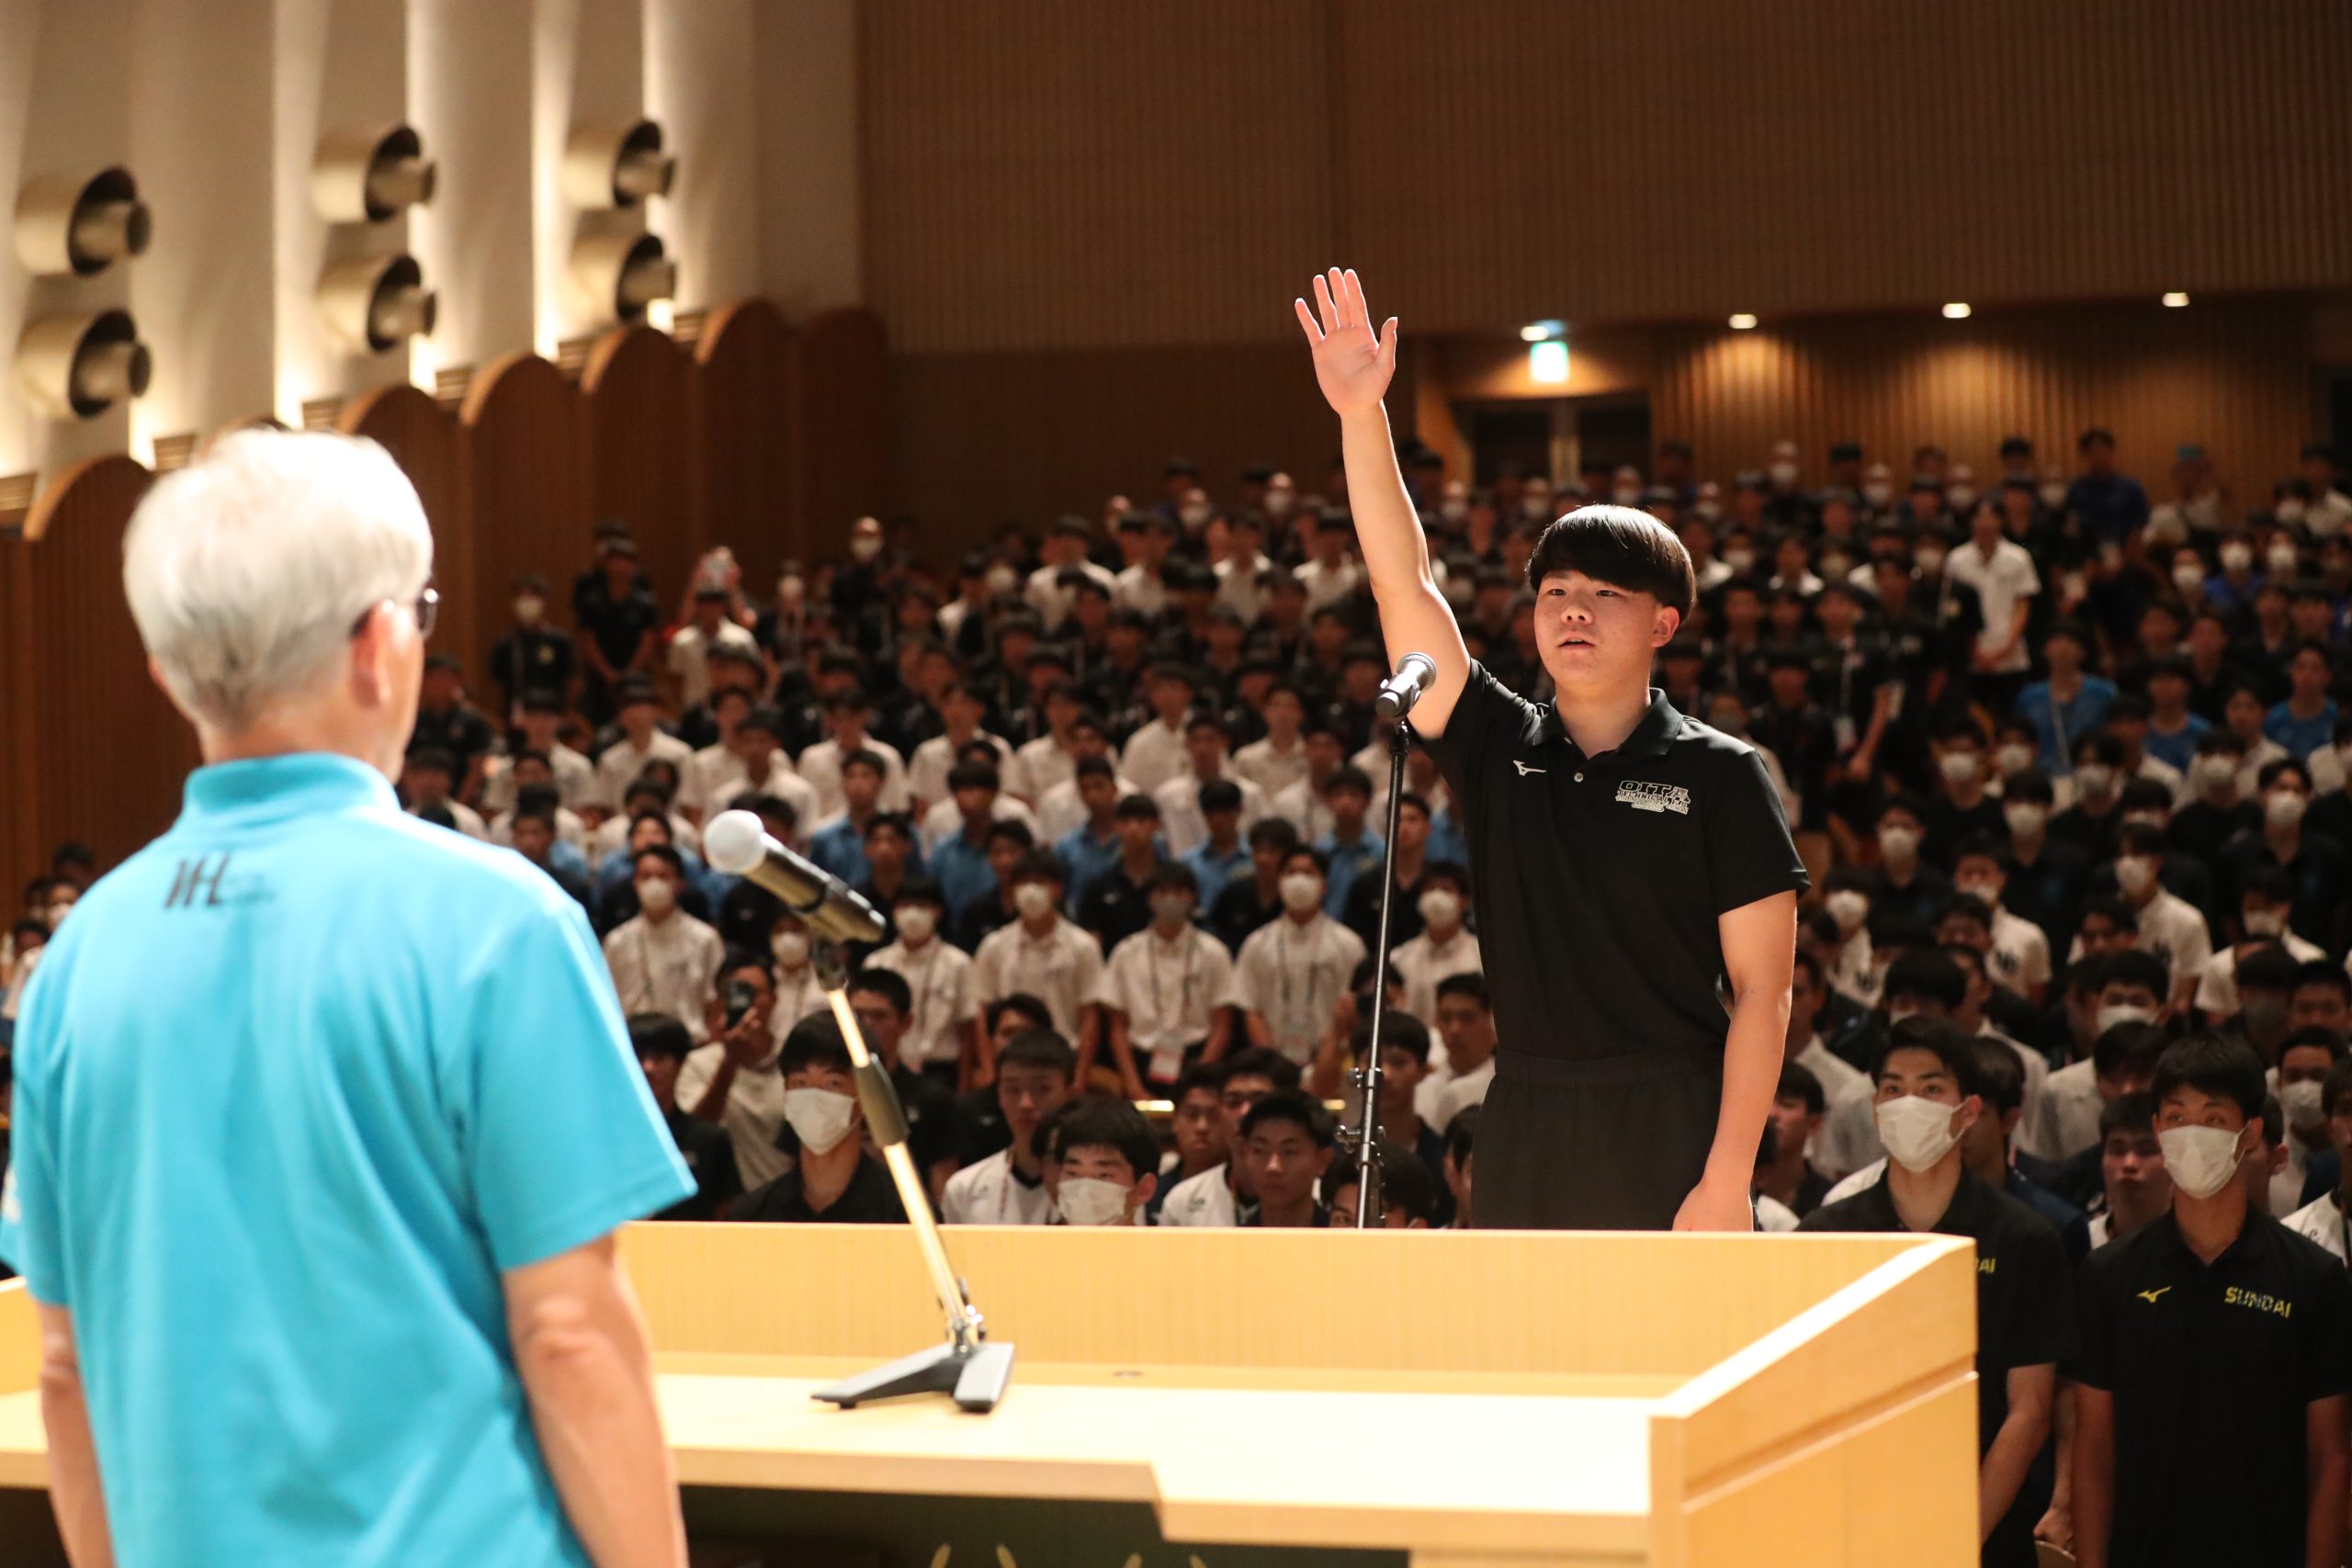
[865, 881, 981, 1086]
[2016, 620, 2117, 781]
[2077, 824, 2211, 1013]
[2193, 879, 2321, 1019]
[1861, 798, 1952, 927]
[603, 845, 724, 1043]
[2018, 958, 2170, 1165]
[969, 852, 1104, 1062]
[763, 914, 830, 1047]
[1821, 878, 1877, 1004]
[728, 1015, 907, 1224]
[1801, 1020, 2072, 1565]
[1096, 864, 1234, 1099]
[2263, 1029, 2342, 1219]
[486, 570, 576, 724]
[2072, 1035, 2352, 1568]
[1227, 847, 1367, 1065]
[1044, 1099, 1160, 1226]
[2219, 759, 2345, 954]
[1385, 864, 1482, 1031]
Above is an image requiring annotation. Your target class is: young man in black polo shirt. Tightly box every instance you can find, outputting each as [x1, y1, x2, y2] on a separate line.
[2069, 1035, 2352, 1568]
[1799, 1018, 2073, 1567]
[729, 1015, 907, 1224]
[1298, 268, 1806, 1231]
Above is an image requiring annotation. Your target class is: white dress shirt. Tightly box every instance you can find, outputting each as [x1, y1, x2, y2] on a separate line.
[1152, 770, 1271, 857]
[866, 936, 978, 1069]
[909, 730, 1025, 812]
[603, 910, 723, 1041]
[594, 731, 695, 809]
[1035, 773, 1142, 844]
[1227, 913, 1366, 1063]
[1097, 924, 1236, 1079]
[1119, 719, 1191, 796]
[675, 1045, 793, 1190]
[941, 1147, 1054, 1225]
[1388, 928, 1483, 1029]
[1014, 735, 1080, 802]
[971, 917, 1105, 1044]
[1155, 1163, 1241, 1227]
[796, 735, 911, 818]
[1233, 735, 1312, 802]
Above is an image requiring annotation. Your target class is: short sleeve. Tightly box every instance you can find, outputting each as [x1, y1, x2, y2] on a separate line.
[1224, 936, 1265, 1011]
[1419, 662, 1528, 800]
[2301, 1255, 2352, 1404]
[463, 896, 695, 1271]
[2005, 1220, 2077, 1371]
[1704, 746, 1811, 914]
[0, 966, 68, 1303]
[2065, 1256, 2114, 1391]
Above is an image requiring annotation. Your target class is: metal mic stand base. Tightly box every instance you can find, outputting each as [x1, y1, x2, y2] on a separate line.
[813, 1339, 1018, 1414]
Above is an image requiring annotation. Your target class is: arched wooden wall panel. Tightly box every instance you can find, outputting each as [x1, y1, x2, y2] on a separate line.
[460, 354, 592, 662]
[791, 307, 889, 538]
[337, 385, 475, 681]
[9, 457, 195, 887]
[696, 298, 797, 580]
[583, 326, 702, 612]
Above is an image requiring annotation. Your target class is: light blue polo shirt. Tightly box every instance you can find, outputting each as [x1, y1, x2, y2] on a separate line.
[0, 753, 694, 1568]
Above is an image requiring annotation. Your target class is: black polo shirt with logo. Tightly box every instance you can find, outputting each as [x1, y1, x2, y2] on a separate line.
[1802, 1166, 2075, 1567]
[727, 1153, 908, 1224]
[2070, 1210, 2352, 1568]
[1423, 665, 1809, 1069]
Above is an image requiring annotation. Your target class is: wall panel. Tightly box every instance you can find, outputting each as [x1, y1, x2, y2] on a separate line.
[336, 384, 472, 679]
[460, 355, 590, 661]
[5, 457, 194, 894]
[888, 341, 1338, 543]
[1648, 299, 2319, 501]
[696, 298, 796, 579]
[789, 307, 889, 541]
[582, 325, 701, 610]
[862, 0, 2352, 351]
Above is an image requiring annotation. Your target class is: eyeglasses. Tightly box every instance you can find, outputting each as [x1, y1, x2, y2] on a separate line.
[351, 583, 440, 641]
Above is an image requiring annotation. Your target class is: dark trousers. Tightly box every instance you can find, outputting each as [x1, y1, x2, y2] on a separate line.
[1473, 1048, 1722, 1230]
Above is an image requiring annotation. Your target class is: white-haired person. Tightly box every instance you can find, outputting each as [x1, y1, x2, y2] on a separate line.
[0, 431, 695, 1567]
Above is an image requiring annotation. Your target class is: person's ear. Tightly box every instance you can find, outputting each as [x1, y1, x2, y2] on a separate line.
[1655, 604, 1681, 646]
[1956, 1093, 1984, 1134]
[1310, 1146, 1334, 1179]
[1131, 1172, 1158, 1209]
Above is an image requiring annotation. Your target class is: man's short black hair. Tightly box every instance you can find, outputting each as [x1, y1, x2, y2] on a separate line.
[1778, 1060, 1825, 1116]
[1247, 817, 1301, 852]
[1046, 1097, 1159, 1182]
[841, 747, 888, 779]
[984, 993, 1054, 1035]
[1869, 1015, 1981, 1097]
[1011, 850, 1066, 886]
[2152, 1034, 2267, 1125]
[1147, 861, 1199, 897]
[1114, 792, 1163, 822]
[1000, 1028, 1078, 1081]
[1883, 949, 1967, 1012]
[2097, 948, 2168, 997]
[2099, 1089, 2158, 1141]
[1356, 1010, 1431, 1066]
[1220, 1045, 1303, 1091]
[947, 761, 1002, 795]
[2295, 962, 2352, 1002]
[865, 810, 915, 844]
[984, 819, 1036, 852]
[1968, 1037, 2027, 1117]
[848, 966, 913, 1017]
[1197, 777, 1243, 815]
[1322, 764, 1374, 800]
[1435, 971, 1490, 1009]
[632, 843, 685, 878]
[2323, 1057, 2352, 1120]
[628, 1012, 695, 1064]
[1524, 505, 1697, 617]
[779, 1012, 855, 1077]
[1240, 1088, 1336, 1149]
[2078, 427, 2116, 451]
[2092, 1021, 2172, 1082]
[2237, 945, 2302, 996]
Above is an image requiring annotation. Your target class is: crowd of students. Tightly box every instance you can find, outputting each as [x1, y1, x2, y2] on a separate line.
[6, 427, 2352, 1562]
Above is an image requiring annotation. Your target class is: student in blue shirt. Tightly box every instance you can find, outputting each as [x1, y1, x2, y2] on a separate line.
[0, 431, 695, 1568]
[805, 747, 892, 883]
[1180, 777, 1253, 908]
[1315, 764, 1385, 918]
[2266, 642, 2342, 762]
[929, 760, 1009, 919]
[2014, 619, 2117, 779]
[1054, 756, 1125, 909]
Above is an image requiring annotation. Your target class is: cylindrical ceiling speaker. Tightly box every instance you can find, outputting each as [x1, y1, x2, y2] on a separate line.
[561, 120, 674, 209]
[14, 167, 153, 277]
[569, 231, 677, 326]
[313, 125, 436, 224]
[318, 254, 438, 353]
[17, 310, 153, 418]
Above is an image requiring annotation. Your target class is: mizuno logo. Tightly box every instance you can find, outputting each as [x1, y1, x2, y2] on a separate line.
[2137, 1288, 2171, 1304]
[1513, 761, 1547, 776]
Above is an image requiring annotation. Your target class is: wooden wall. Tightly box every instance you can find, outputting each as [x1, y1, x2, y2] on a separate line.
[862, 0, 2352, 350]
[0, 303, 888, 896]
[1649, 299, 2322, 497]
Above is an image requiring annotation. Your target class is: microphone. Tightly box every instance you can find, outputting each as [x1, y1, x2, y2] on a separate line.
[703, 809, 888, 946]
[1374, 652, 1438, 720]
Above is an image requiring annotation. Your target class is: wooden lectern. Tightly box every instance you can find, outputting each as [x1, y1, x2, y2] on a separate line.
[0, 1224, 1979, 1566]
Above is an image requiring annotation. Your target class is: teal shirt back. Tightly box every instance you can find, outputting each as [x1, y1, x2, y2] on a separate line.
[0, 754, 695, 1568]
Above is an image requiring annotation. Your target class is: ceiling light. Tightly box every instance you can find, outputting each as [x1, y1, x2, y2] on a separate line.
[1529, 339, 1569, 384]
[2162, 291, 2189, 308]
[1519, 319, 1565, 343]
[1727, 313, 1758, 331]
[1941, 302, 1972, 320]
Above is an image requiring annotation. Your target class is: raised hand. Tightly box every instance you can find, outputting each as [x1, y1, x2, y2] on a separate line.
[1294, 267, 1397, 416]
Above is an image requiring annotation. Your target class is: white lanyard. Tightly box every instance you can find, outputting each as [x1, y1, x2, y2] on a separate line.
[1145, 931, 1199, 1035]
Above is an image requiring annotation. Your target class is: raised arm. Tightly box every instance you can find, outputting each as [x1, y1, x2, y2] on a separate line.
[1295, 268, 1472, 737]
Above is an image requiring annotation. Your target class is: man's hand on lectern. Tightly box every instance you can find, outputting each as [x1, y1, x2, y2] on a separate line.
[1671, 1174, 1755, 1232]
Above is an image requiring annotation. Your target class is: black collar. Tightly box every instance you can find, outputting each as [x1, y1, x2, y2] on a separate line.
[1857, 1162, 1990, 1235]
[2154, 1204, 2271, 1270]
[1548, 687, 1685, 760]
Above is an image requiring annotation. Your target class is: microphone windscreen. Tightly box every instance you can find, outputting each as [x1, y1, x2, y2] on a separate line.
[702, 809, 767, 874]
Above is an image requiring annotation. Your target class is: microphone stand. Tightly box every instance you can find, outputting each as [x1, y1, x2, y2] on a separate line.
[806, 942, 1015, 1413]
[1340, 713, 1415, 1227]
